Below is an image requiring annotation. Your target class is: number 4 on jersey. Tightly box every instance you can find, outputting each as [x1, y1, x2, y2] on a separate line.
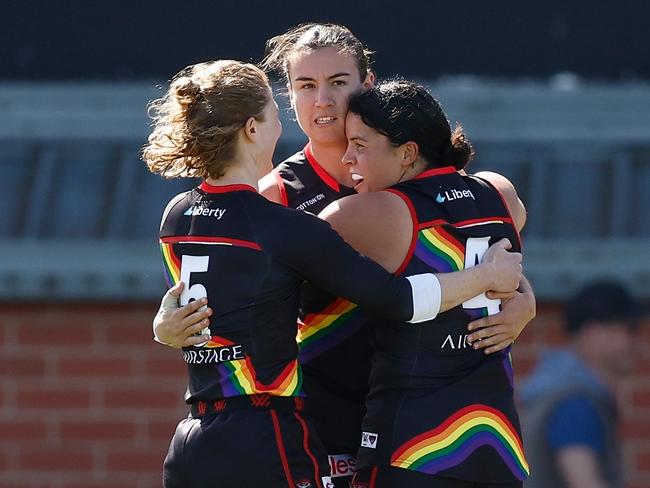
[180, 255, 211, 346]
[462, 237, 501, 316]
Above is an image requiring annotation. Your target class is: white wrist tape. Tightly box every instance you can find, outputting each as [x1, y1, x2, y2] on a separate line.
[153, 288, 180, 344]
[153, 316, 172, 345]
[406, 273, 442, 323]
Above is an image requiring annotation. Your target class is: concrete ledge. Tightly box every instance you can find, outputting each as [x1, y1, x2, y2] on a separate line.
[2, 239, 649, 301]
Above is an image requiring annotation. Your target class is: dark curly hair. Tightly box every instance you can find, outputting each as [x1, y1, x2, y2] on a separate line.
[347, 79, 474, 170]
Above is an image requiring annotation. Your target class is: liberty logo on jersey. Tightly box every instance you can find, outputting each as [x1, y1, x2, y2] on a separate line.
[436, 188, 475, 203]
[184, 206, 227, 219]
[361, 432, 378, 449]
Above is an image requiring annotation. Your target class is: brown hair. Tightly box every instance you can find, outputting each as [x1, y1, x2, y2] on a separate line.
[143, 60, 270, 179]
[262, 23, 373, 83]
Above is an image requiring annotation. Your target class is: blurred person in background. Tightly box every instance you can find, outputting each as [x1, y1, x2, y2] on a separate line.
[153, 23, 536, 487]
[520, 280, 643, 488]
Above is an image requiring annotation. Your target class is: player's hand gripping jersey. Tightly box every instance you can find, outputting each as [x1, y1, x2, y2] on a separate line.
[356, 167, 530, 484]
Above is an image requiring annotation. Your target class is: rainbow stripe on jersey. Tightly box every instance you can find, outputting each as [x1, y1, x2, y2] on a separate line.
[160, 242, 181, 287]
[209, 335, 302, 397]
[160, 236, 261, 287]
[390, 404, 529, 480]
[160, 238, 300, 398]
[297, 298, 364, 363]
[414, 226, 465, 273]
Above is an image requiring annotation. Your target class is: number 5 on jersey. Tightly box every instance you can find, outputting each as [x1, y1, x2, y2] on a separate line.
[180, 255, 211, 347]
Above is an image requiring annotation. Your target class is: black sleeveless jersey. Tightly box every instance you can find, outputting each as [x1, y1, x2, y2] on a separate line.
[159, 181, 416, 404]
[356, 167, 530, 483]
[273, 144, 356, 215]
[274, 145, 371, 456]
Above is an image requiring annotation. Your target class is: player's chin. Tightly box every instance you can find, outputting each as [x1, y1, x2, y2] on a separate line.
[353, 179, 369, 193]
[308, 124, 344, 143]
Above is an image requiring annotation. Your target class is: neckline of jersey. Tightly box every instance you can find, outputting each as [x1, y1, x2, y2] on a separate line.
[414, 166, 457, 180]
[199, 181, 258, 194]
[303, 143, 341, 192]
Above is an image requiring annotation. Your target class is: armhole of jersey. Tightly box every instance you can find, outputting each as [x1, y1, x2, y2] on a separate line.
[273, 168, 289, 207]
[384, 188, 418, 276]
[472, 175, 523, 250]
[159, 191, 189, 232]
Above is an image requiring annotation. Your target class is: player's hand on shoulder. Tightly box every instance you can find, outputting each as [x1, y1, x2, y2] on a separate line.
[153, 282, 212, 348]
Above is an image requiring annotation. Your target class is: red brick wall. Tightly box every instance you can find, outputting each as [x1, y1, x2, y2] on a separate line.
[0, 303, 648, 488]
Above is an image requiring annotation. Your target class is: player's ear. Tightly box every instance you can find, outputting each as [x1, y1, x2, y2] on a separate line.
[362, 71, 375, 90]
[399, 141, 419, 168]
[243, 117, 258, 142]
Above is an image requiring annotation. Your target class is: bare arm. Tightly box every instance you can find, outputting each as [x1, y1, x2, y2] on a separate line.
[154, 182, 523, 347]
[475, 170, 526, 232]
[319, 191, 521, 314]
[258, 169, 285, 205]
[437, 239, 521, 312]
[556, 446, 609, 488]
[467, 171, 536, 353]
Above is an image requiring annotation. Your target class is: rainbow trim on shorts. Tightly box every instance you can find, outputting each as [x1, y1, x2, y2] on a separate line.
[208, 335, 302, 397]
[160, 242, 181, 287]
[297, 298, 364, 363]
[390, 404, 529, 480]
[414, 226, 465, 272]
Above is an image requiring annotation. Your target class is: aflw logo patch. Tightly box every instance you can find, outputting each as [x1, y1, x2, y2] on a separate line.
[361, 431, 378, 449]
[295, 480, 311, 488]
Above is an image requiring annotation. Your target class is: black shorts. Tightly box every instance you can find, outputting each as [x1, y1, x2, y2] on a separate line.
[305, 390, 365, 488]
[351, 466, 524, 488]
[164, 396, 329, 488]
